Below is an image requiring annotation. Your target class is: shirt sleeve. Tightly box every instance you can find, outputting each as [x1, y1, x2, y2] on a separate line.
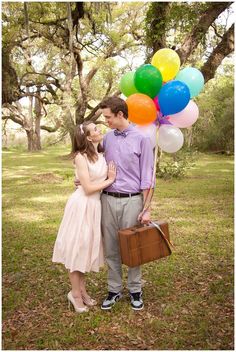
[140, 136, 154, 190]
[102, 134, 107, 149]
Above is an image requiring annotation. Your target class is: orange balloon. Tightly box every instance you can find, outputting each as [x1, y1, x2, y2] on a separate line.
[126, 93, 157, 125]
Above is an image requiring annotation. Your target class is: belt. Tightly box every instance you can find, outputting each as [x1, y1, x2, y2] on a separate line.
[102, 191, 141, 198]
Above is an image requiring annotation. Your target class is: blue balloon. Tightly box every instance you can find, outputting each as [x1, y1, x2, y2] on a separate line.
[158, 80, 190, 116]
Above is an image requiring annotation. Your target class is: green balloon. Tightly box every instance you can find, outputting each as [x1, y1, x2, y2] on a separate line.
[119, 71, 139, 97]
[134, 64, 163, 99]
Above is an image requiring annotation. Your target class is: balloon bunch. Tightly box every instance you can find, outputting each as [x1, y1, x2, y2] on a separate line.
[119, 48, 204, 153]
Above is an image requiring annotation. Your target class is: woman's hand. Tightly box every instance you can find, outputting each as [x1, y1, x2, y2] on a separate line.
[107, 161, 116, 182]
[74, 178, 81, 188]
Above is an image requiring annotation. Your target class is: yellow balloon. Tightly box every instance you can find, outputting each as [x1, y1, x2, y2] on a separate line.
[151, 48, 180, 82]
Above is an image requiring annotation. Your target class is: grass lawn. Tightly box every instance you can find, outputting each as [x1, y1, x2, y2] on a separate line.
[2, 146, 234, 350]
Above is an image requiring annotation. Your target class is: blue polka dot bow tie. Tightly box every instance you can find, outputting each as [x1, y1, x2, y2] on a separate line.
[114, 130, 127, 137]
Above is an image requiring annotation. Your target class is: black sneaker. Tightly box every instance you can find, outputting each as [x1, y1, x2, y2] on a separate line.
[101, 291, 122, 310]
[130, 291, 144, 310]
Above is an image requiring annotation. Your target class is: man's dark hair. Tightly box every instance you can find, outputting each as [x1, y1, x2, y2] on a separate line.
[100, 96, 128, 119]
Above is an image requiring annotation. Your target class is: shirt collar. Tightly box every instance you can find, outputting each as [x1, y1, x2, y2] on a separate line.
[123, 124, 134, 133]
[113, 123, 133, 137]
[115, 123, 134, 134]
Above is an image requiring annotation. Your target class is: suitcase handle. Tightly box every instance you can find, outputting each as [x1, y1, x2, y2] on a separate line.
[150, 221, 174, 253]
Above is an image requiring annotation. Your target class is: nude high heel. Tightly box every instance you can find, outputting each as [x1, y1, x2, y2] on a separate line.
[82, 294, 97, 307]
[67, 291, 89, 313]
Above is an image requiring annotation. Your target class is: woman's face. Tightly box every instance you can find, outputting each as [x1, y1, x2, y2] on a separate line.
[87, 123, 103, 143]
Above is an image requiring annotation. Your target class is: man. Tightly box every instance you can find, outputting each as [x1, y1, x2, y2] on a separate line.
[100, 96, 154, 311]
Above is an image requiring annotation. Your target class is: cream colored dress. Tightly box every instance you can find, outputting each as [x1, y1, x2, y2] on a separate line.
[52, 153, 107, 273]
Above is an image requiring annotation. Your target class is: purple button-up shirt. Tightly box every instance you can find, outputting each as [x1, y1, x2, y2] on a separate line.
[103, 124, 154, 193]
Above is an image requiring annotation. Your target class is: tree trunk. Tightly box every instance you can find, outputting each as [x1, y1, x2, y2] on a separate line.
[24, 5, 41, 152]
[26, 130, 33, 151]
[177, 2, 233, 64]
[2, 131, 8, 149]
[26, 129, 42, 152]
[25, 90, 41, 152]
[201, 24, 234, 83]
[145, 2, 170, 62]
[2, 47, 21, 104]
[69, 128, 75, 152]
[2, 119, 8, 148]
[34, 121, 42, 150]
[58, 3, 80, 154]
[185, 128, 193, 148]
[34, 88, 42, 150]
[27, 91, 35, 151]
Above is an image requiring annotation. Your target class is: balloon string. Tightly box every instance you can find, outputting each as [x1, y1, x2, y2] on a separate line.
[141, 126, 159, 214]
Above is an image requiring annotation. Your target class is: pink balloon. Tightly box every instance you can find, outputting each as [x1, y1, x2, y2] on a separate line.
[136, 123, 157, 148]
[153, 96, 160, 111]
[168, 100, 199, 128]
[153, 85, 165, 111]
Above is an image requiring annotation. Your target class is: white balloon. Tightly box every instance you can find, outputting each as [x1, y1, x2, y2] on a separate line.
[136, 123, 157, 148]
[158, 125, 184, 153]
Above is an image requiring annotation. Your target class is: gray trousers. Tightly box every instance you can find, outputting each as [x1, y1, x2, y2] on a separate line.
[101, 193, 143, 293]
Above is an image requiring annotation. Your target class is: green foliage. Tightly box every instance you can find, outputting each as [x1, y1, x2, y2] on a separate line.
[2, 1, 147, 105]
[89, 58, 123, 100]
[145, 2, 231, 62]
[157, 149, 198, 180]
[2, 1, 234, 153]
[193, 65, 234, 152]
[2, 3, 25, 47]
[2, 2, 148, 147]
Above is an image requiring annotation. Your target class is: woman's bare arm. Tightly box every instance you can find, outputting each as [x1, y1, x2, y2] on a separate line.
[75, 154, 116, 195]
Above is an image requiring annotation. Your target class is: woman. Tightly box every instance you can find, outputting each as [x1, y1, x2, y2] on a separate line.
[52, 122, 116, 313]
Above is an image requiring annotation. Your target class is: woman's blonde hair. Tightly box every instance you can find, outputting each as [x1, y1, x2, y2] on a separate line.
[72, 122, 104, 163]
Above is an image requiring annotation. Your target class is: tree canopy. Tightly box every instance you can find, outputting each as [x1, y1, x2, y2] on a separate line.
[2, 1, 234, 151]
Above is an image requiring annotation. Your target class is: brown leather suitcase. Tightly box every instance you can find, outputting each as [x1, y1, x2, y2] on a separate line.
[118, 221, 171, 267]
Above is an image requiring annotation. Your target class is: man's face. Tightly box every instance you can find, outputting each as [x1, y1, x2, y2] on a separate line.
[102, 108, 121, 129]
